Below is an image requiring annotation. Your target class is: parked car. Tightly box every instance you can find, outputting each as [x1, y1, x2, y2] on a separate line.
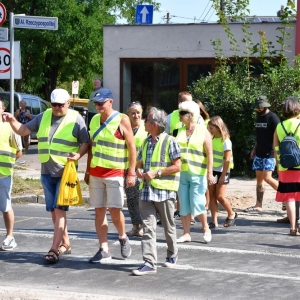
[0, 92, 50, 144]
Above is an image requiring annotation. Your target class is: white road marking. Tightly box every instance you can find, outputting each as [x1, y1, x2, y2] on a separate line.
[1, 228, 298, 259]
[6, 252, 300, 282]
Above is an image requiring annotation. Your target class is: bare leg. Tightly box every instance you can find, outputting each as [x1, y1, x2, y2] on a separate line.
[3, 209, 14, 236]
[216, 184, 235, 219]
[95, 208, 109, 249]
[109, 207, 126, 237]
[49, 208, 69, 251]
[286, 201, 296, 230]
[197, 212, 210, 234]
[179, 214, 191, 239]
[208, 184, 218, 226]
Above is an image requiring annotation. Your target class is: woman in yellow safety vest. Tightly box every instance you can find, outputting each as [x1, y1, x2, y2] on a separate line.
[207, 116, 237, 228]
[125, 102, 148, 237]
[274, 96, 300, 236]
[176, 100, 215, 244]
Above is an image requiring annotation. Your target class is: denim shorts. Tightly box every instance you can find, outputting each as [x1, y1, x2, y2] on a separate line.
[41, 174, 69, 212]
[0, 176, 12, 212]
[252, 156, 276, 171]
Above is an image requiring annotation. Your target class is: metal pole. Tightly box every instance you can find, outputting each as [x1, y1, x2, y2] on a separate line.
[9, 12, 14, 114]
[295, 0, 300, 58]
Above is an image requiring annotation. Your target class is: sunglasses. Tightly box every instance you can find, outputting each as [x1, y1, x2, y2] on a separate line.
[127, 101, 142, 109]
[145, 118, 155, 124]
[51, 103, 65, 108]
[94, 100, 109, 106]
[179, 111, 190, 116]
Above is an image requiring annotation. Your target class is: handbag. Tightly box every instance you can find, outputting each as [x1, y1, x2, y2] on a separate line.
[57, 161, 83, 206]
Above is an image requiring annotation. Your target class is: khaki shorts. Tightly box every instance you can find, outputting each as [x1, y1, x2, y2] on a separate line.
[89, 175, 124, 208]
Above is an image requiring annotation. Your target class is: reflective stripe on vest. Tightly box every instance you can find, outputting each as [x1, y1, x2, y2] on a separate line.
[212, 137, 234, 169]
[90, 113, 128, 169]
[176, 124, 207, 175]
[134, 121, 148, 156]
[37, 109, 80, 164]
[140, 133, 180, 191]
[169, 110, 183, 135]
[276, 118, 300, 171]
[0, 123, 17, 176]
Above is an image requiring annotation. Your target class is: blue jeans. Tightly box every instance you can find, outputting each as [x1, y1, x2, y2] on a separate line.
[41, 174, 69, 212]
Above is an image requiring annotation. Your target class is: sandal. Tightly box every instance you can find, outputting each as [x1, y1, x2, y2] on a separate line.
[208, 222, 217, 229]
[223, 212, 238, 227]
[44, 249, 59, 264]
[290, 229, 299, 236]
[58, 243, 72, 255]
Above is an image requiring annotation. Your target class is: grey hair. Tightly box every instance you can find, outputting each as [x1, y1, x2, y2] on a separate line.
[148, 107, 167, 133]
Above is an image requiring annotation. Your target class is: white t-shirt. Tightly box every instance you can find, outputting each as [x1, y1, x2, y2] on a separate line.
[213, 138, 232, 172]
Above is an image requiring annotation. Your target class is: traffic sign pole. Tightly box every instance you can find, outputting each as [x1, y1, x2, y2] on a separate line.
[10, 12, 14, 114]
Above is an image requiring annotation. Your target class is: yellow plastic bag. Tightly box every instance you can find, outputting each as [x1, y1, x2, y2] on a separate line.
[57, 161, 83, 206]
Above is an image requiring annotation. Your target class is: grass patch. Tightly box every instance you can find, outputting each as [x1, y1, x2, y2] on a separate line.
[12, 175, 89, 196]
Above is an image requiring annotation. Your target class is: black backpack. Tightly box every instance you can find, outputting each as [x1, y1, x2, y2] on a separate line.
[279, 122, 300, 168]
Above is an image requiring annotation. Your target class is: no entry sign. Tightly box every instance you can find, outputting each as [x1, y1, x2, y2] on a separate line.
[0, 42, 21, 79]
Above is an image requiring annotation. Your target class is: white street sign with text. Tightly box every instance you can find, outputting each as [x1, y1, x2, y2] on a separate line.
[13, 15, 58, 30]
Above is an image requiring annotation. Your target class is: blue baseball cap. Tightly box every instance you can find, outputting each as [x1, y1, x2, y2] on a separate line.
[92, 88, 113, 103]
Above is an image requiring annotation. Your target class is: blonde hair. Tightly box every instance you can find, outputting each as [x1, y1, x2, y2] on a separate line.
[208, 116, 230, 141]
[127, 101, 143, 114]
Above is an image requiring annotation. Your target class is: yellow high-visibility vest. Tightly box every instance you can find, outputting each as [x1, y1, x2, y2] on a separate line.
[37, 109, 80, 164]
[90, 113, 128, 169]
[0, 123, 17, 176]
[176, 124, 207, 175]
[212, 137, 234, 169]
[140, 133, 180, 191]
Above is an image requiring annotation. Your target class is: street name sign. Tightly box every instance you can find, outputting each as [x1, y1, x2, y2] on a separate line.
[13, 15, 58, 30]
[135, 5, 153, 24]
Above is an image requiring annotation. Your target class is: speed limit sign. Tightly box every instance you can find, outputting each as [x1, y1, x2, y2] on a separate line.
[0, 41, 22, 79]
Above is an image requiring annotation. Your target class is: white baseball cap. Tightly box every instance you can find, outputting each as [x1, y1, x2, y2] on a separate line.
[51, 89, 70, 104]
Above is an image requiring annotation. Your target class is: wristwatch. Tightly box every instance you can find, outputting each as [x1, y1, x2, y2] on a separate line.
[157, 170, 162, 178]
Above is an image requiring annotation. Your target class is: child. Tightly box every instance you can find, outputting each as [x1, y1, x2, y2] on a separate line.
[207, 116, 237, 228]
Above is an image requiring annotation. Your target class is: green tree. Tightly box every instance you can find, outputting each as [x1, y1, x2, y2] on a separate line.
[5, 0, 160, 100]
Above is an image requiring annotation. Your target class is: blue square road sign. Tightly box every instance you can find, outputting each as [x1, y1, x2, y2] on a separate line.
[135, 5, 153, 24]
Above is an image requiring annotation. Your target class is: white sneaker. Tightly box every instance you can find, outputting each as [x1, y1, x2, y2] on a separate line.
[2, 236, 17, 251]
[203, 229, 212, 244]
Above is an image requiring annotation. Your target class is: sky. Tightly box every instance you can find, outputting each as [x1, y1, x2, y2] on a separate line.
[124, 0, 296, 24]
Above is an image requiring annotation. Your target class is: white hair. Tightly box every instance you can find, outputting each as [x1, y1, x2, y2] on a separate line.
[179, 101, 200, 123]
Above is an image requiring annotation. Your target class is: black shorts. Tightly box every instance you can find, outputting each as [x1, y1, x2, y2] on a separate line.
[212, 171, 230, 185]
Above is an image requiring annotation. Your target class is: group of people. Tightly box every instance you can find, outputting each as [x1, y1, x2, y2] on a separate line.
[1, 86, 300, 276]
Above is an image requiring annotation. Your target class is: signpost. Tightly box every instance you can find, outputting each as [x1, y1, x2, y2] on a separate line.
[135, 5, 154, 24]
[72, 81, 79, 95]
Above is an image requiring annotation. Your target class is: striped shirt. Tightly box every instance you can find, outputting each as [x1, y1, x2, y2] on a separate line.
[138, 133, 180, 202]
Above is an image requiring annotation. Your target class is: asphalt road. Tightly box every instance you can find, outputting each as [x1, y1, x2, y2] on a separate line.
[2, 142, 299, 299]
[0, 203, 299, 299]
